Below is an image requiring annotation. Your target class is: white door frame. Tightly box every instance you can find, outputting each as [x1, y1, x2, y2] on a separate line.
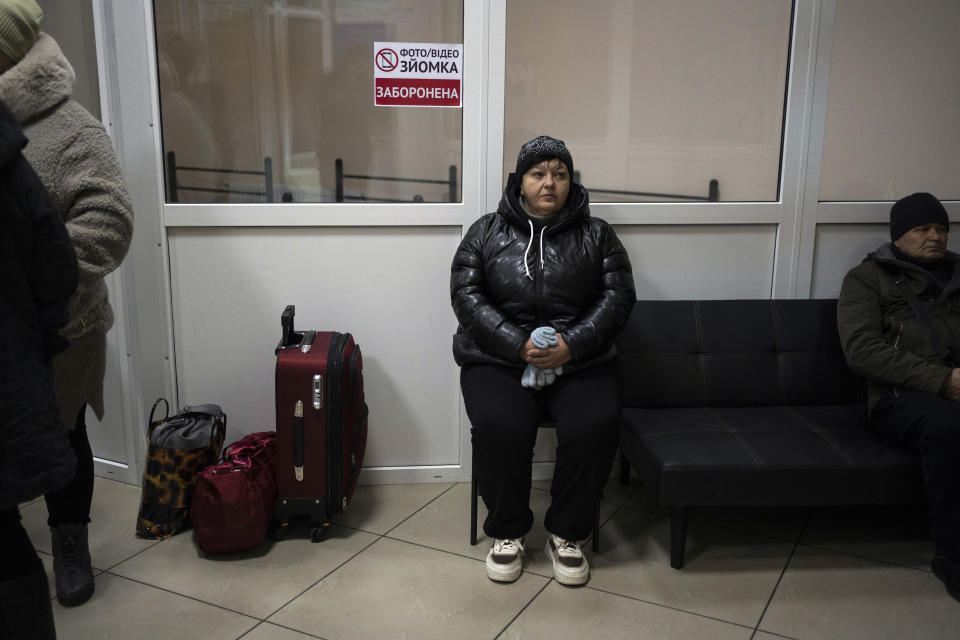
[94, 0, 490, 484]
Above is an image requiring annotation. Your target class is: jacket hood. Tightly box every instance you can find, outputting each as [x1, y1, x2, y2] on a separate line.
[497, 172, 590, 234]
[0, 99, 27, 168]
[0, 33, 75, 124]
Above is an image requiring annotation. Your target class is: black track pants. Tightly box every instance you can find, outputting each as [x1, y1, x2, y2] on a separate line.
[44, 403, 94, 526]
[461, 362, 620, 541]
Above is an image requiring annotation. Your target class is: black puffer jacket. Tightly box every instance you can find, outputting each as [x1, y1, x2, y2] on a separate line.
[451, 174, 636, 370]
[0, 99, 78, 510]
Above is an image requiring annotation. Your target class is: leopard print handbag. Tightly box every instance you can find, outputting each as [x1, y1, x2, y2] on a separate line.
[136, 399, 227, 539]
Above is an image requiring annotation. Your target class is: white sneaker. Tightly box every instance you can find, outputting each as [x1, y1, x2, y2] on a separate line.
[486, 538, 524, 583]
[545, 535, 589, 586]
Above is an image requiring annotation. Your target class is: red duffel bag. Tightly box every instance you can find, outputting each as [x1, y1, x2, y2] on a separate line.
[191, 431, 277, 553]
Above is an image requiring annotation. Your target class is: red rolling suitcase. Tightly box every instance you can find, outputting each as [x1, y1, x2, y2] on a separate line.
[272, 305, 368, 542]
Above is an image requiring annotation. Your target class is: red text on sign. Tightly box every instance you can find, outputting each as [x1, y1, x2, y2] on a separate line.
[375, 78, 461, 107]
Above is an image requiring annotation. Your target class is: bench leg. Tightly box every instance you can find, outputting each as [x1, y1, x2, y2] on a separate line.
[670, 506, 688, 570]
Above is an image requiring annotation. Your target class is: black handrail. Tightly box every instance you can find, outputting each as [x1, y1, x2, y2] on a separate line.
[573, 171, 718, 202]
[166, 151, 274, 202]
[335, 158, 458, 203]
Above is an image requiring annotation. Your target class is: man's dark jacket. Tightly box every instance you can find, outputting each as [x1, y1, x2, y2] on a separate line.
[0, 99, 78, 510]
[450, 174, 636, 370]
[838, 242, 960, 412]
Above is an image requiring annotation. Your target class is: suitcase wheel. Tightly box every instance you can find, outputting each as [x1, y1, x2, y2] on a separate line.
[269, 521, 289, 542]
[310, 522, 330, 543]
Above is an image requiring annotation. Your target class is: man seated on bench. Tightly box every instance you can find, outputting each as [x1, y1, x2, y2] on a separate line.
[838, 192, 960, 602]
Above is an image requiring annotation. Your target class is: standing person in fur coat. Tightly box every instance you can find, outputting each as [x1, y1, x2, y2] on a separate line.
[0, 0, 133, 608]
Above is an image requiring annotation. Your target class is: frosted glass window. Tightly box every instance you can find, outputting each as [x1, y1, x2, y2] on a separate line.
[819, 0, 960, 202]
[504, 0, 792, 202]
[154, 0, 463, 204]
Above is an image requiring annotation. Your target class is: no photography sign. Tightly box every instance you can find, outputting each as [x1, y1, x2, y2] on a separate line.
[374, 41, 463, 108]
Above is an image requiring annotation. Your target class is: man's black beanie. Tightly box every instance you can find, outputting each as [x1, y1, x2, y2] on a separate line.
[890, 192, 949, 242]
[515, 135, 574, 179]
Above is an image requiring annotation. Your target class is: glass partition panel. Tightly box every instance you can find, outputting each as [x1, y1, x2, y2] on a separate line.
[154, 0, 463, 204]
[819, 0, 960, 202]
[503, 0, 792, 203]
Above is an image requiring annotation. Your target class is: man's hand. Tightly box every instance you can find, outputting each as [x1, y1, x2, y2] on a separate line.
[520, 333, 572, 369]
[941, 369, 960, 402]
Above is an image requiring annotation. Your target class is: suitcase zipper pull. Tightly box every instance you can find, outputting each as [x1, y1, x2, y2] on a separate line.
[294, 401, 304, 482]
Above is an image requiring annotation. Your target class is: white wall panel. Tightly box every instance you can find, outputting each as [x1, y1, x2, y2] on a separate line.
[41, 1, 101, 118]
[810, 224, 887, 298]
[168, 227, 462, 472]
[615, 225, 777, 300]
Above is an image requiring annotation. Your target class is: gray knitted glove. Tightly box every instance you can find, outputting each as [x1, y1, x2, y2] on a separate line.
[535, 368, 548, 389]
[543, 368, 557, 386]
[521, 364, 538, 388]
[530, 326, 558, 348]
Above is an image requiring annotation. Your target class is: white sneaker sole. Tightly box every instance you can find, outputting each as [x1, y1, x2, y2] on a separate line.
[544, 541, 589, 586]
[486, 551, 522, 583]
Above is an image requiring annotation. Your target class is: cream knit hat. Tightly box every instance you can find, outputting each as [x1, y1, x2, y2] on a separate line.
[0, 0, 42, 64]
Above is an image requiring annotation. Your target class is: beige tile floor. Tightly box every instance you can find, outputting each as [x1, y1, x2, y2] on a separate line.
[18, 476, 960, 640]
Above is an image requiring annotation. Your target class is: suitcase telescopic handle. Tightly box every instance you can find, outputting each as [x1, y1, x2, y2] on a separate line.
[276, 305, 302, 354]
[281, 305, 296, 343]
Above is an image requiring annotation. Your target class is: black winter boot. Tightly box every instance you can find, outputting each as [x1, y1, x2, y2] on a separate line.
[50, 522, 95, 607]
[0, 566, 57, 640]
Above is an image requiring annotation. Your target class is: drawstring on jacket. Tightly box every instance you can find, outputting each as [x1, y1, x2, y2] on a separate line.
[522, 219, 548, 280]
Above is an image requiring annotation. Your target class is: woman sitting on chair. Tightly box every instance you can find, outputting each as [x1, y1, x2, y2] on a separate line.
[450, 136, 635, 586]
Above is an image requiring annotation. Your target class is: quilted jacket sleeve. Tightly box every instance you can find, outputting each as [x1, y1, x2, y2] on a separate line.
[450, 217, 529, 363]
[561, 222, 636, 363]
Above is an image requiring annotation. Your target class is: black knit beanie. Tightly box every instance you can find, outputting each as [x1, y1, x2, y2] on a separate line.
[515, 135, 573, 179]
[890, 192, 949, 242]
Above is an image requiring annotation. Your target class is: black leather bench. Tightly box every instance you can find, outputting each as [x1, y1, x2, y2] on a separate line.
[615, 299, 924, 569]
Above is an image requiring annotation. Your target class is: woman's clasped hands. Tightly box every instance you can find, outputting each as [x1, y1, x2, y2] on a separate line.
[520, 326, 569, 389]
